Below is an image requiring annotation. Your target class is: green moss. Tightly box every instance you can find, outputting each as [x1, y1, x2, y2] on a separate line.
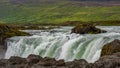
[101, 40, 120, 57]
[0, 24, 30, 45]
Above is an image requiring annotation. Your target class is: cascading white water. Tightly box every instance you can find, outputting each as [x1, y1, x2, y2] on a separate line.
[5, 26, 120, 63]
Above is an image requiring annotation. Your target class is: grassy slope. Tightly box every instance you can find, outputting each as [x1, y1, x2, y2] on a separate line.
[0, 0, 120, 25]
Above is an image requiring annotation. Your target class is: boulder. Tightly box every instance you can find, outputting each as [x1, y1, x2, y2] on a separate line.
[27, 54, 42, 66]
[31, 57, 58, 68]
[8, 56, 27, 65]
[66, 59, 88, 68]
[94, 52, 120, 68]
[71, 24, 106, 34]
[55, 60, 65, 66]
[35, 57, 57, 66]
[101, 39, 120, 57]
[31, 57, 65, 67]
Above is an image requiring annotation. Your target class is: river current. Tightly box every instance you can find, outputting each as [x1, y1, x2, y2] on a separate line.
[5, 26, 120, 63]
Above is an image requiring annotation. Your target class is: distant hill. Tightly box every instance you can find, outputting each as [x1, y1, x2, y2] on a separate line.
[1, 0, 120, 6]
[71, 0, 120, 1]
[0, 0, 120, 24]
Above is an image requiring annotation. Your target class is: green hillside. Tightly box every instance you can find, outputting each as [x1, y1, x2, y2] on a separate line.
[0, 0, 120, 25]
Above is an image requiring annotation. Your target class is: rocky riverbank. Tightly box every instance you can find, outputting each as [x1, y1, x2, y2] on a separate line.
[0, 24, 60, 45]
[0, 52, 120, 68]
[0, 24, 30, 59]
[0, 39, 120, 68]
[0, 24, 120, 68]
[0, 24, 30, 46]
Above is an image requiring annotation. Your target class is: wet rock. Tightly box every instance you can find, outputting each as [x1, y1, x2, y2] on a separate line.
[56, 60, 65, 66]
[66, 59, 88, 68]
[27, 54, 42, 66]
[71, 24, 106, 34]
[113, 52, 120, 57]
[85, 52, 120, 68]
[94, 52, 120, 68]
[8, 56, 27, 65]
[0, 59, 7, 66]
[0, 53, 120, 68]
[0, 24, 30, 45]
[31, 58, 56, 68]
[31, 57, 65, 68]
[101, 39, 120, 57]
[86, 63, 97, 68]
[0, 46, 6, 59]
[36, 57, 57, 66]
[0, 56, 28, 68]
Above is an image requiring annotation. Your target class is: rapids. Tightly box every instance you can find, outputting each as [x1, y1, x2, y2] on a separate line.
[5, 26, 120, 63]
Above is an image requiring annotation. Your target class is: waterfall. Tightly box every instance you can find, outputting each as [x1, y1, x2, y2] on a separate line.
[5, 26, 120, 63]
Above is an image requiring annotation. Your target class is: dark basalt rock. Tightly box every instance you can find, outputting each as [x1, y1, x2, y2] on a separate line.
[0, 53, 120, 68]
[8, 56, 27, 65]
[36, 57, 58, 66]
[101, 39, 120, 57]
[55, 60, 65, 66]
[30, 57, 66, 68]
[0, 59, 7, 66]
[66, 59, 88, 68]
[94, 52, 120, 68]
[27, 54, 42, 66]
[71, 24, 106, 34]
[0, 24, 30, 45]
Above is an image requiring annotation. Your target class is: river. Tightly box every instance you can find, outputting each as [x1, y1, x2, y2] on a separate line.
[3, 26, 120, 63]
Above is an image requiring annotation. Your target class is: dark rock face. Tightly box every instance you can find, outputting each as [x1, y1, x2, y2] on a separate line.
[0, 59, 7, 66]
[0, 24, 30, 45]
[66, 59, 88, 68]
[32, 57, 65, 67]
[0, 53, 120, 68]
[0, 56, 27, 68]
[0, 54, 88, 68]
[71, 24, 106, 34]
[27, 54, 42, 66]
[101, 39, 120, 57]
[93, 52, 120, 68]
[0, 46, 6, 59]
[8, 56, 27, 65]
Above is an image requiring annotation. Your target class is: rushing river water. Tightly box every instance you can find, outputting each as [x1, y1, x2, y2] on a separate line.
[5, 26, 120, 63]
